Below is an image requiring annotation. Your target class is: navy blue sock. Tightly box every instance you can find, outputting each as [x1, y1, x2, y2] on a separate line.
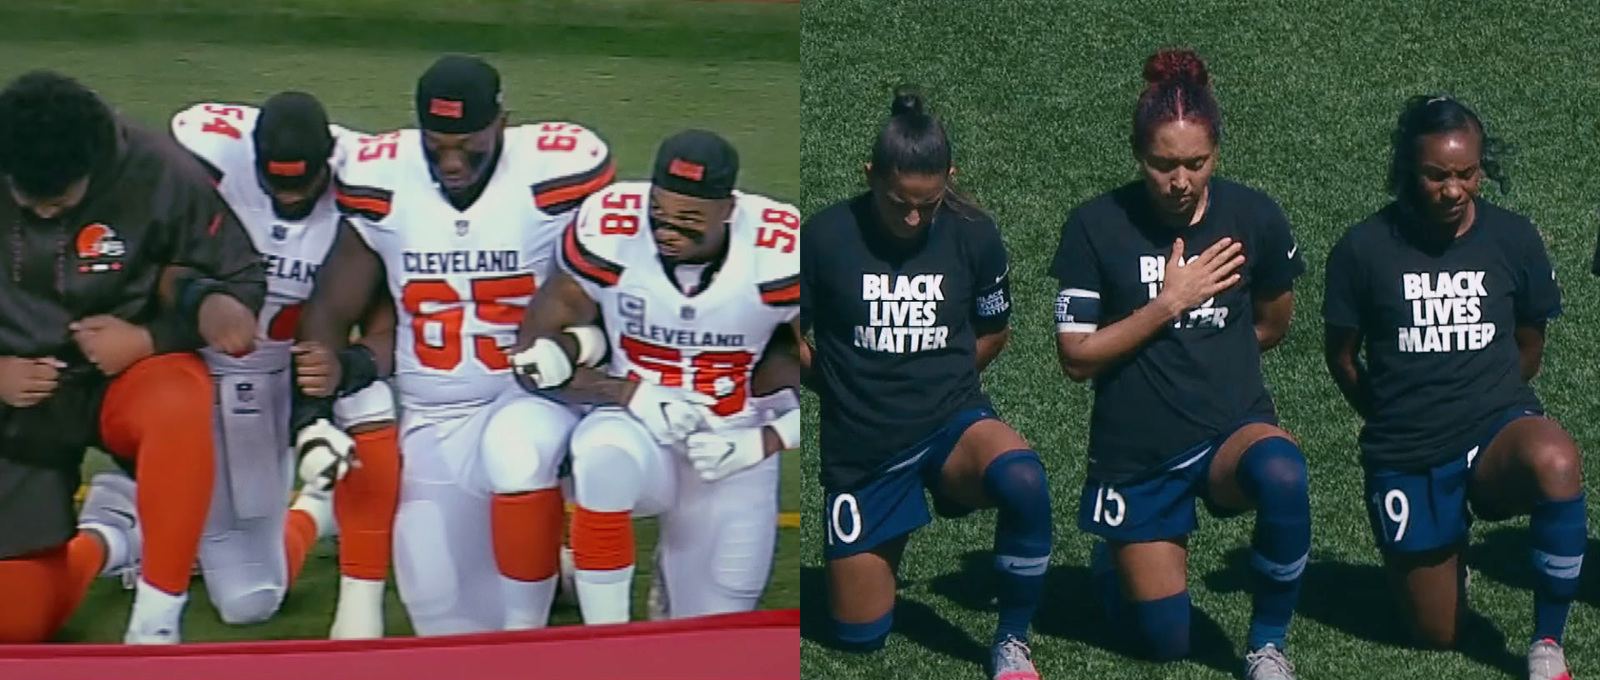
[1132, 591, 1192, 660]
[982, 449, 1052, 643]
[1530, 493, 1586, 643]
[1236, 436, 1311, 652]
[833, 609, 892, 653]
[1090, 541, 1128, 626]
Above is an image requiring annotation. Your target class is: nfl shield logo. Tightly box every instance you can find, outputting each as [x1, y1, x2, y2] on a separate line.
[235, 382, 255, 402]
[455, 220, 470, 236]
[680, 305, 695, 321]
[270, 224, 288, 241]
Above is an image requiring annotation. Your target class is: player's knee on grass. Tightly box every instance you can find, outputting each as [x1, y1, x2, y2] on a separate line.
[482, 397, 576, 495]
[212, 584, 286, 625]
[1132, 591, 1191, 660]
[333, 381, 396, 432]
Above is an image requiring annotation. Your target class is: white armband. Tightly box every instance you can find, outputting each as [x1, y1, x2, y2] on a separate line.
[563, 325, 609, 367]
[770, 407, 800, 450]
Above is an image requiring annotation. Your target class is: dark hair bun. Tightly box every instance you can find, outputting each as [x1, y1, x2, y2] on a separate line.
[1143, 49, 1209, 88]
[890, 87, 925, 117]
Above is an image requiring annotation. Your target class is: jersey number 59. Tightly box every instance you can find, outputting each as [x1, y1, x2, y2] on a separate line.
[619, 335, 753, 416]
[402, 275, 535, 371]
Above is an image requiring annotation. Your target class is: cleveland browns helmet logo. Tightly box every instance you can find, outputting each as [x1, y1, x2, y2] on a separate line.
[75, 223, 127, 272]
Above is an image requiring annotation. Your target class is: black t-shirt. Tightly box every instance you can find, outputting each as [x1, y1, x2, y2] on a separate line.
[1050, 178, 1303, 484]
[801, 193, 1012, 491]
[1323, 198, 1560, 470]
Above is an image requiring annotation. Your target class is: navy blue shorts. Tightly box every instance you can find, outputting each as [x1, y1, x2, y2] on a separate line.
[1364, 407, 1543, 553]
[821, 408, 995, 560]
[1076, 420, 1273, 543]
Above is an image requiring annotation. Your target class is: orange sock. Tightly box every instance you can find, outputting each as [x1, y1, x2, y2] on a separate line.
[101, 354, 216, 596]
[0, 532, 107, 642]
[333, 424, 400, 581]
[284, 509, 318, 586]
[492, 488, 564, 581]
[571, 506, 634, 571]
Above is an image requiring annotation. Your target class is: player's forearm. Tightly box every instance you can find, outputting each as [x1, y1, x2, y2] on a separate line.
[975, 326, 1010, 372]
[516, 273, 599, 359]
[1325, 352, 1368, 419]
[550, 367, 638, 407]
[1253, 290, 1295, 353]
[356, 328, 395, 377]
[1515, 324, 1546, 382]
[1056, 302, 1177, 381]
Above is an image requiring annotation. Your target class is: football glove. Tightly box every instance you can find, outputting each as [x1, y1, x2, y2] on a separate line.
[626, 381, 718, 447]
[296, 418, 357, 492]
[684, 426, 766, 482]
[511, 338, 573, 389]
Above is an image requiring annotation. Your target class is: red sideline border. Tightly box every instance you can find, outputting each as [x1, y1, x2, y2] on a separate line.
[0, 609, 799, 680]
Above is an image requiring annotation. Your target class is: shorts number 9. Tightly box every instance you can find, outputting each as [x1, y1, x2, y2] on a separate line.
[829, 493, 862, 546]
[1383, 489, 1410, 542]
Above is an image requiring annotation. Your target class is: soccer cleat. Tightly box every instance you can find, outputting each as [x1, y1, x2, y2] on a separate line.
[991, 634, 1041, 680]
[1529, 638, 1573, 680]
[1244, 643, 1298, 680]
[77, 472, 141, 579]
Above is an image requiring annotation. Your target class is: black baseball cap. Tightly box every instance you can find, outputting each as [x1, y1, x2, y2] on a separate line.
[253, 91, 334, 191]
[415, 55, 502, 134]
[652, 130, 738, 200]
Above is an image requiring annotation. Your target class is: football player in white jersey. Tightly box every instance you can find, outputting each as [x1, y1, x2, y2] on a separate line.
[167, 92, 403, 639]
[513, 130, 802, 623]
[296, 54, 615, 635]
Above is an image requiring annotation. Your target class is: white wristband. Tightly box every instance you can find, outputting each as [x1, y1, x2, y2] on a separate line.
[563, 325, 608, 367]
[770, 408, 800, 450]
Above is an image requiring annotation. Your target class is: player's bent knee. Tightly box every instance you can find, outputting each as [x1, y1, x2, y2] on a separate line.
[1240, 437, 1309, 499]
[1526, 441, 1583, 497]
[569, 411, 648, 473]
[482, 397, 576, 494]
[333, 381, 396, 430]
[213, 585, 287, 625]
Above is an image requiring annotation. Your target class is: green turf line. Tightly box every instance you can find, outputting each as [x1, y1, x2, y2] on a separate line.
[0, 0, 797, 63]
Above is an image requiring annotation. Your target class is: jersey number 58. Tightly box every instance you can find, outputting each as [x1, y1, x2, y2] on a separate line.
[754, 209, 800, 253]
[619, 336, 753, 416]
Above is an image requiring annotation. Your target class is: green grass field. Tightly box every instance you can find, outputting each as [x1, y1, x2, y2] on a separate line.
[0, 0, 798, 643]
[800, 1, 1600, 678]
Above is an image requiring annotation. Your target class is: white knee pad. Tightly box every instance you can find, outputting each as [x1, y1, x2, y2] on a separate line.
[213, 584, 288, 625]
[199, 517, 290, 625]
[481, 396, 578, 495]
[568, 408, 671, 514]
[334, 381, 397, 429]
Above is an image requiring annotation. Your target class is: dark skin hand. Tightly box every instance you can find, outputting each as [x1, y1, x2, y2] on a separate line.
[296, 219, 388, 380]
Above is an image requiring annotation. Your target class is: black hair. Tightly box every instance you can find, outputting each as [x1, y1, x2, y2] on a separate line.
[0, 71, 116, 198]
[868, 87, 983, 216]
[1131, 49, 1222, 155]
[1388, 95, 1510, 207]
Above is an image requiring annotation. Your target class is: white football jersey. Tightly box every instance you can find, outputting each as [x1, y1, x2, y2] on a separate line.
[171, 102, 361, 340]
[560, 180, 800, 419]
[335, 123, 614, 416]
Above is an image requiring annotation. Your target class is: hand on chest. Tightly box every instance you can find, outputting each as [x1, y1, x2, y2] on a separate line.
[1115, 241, 1245, 331]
